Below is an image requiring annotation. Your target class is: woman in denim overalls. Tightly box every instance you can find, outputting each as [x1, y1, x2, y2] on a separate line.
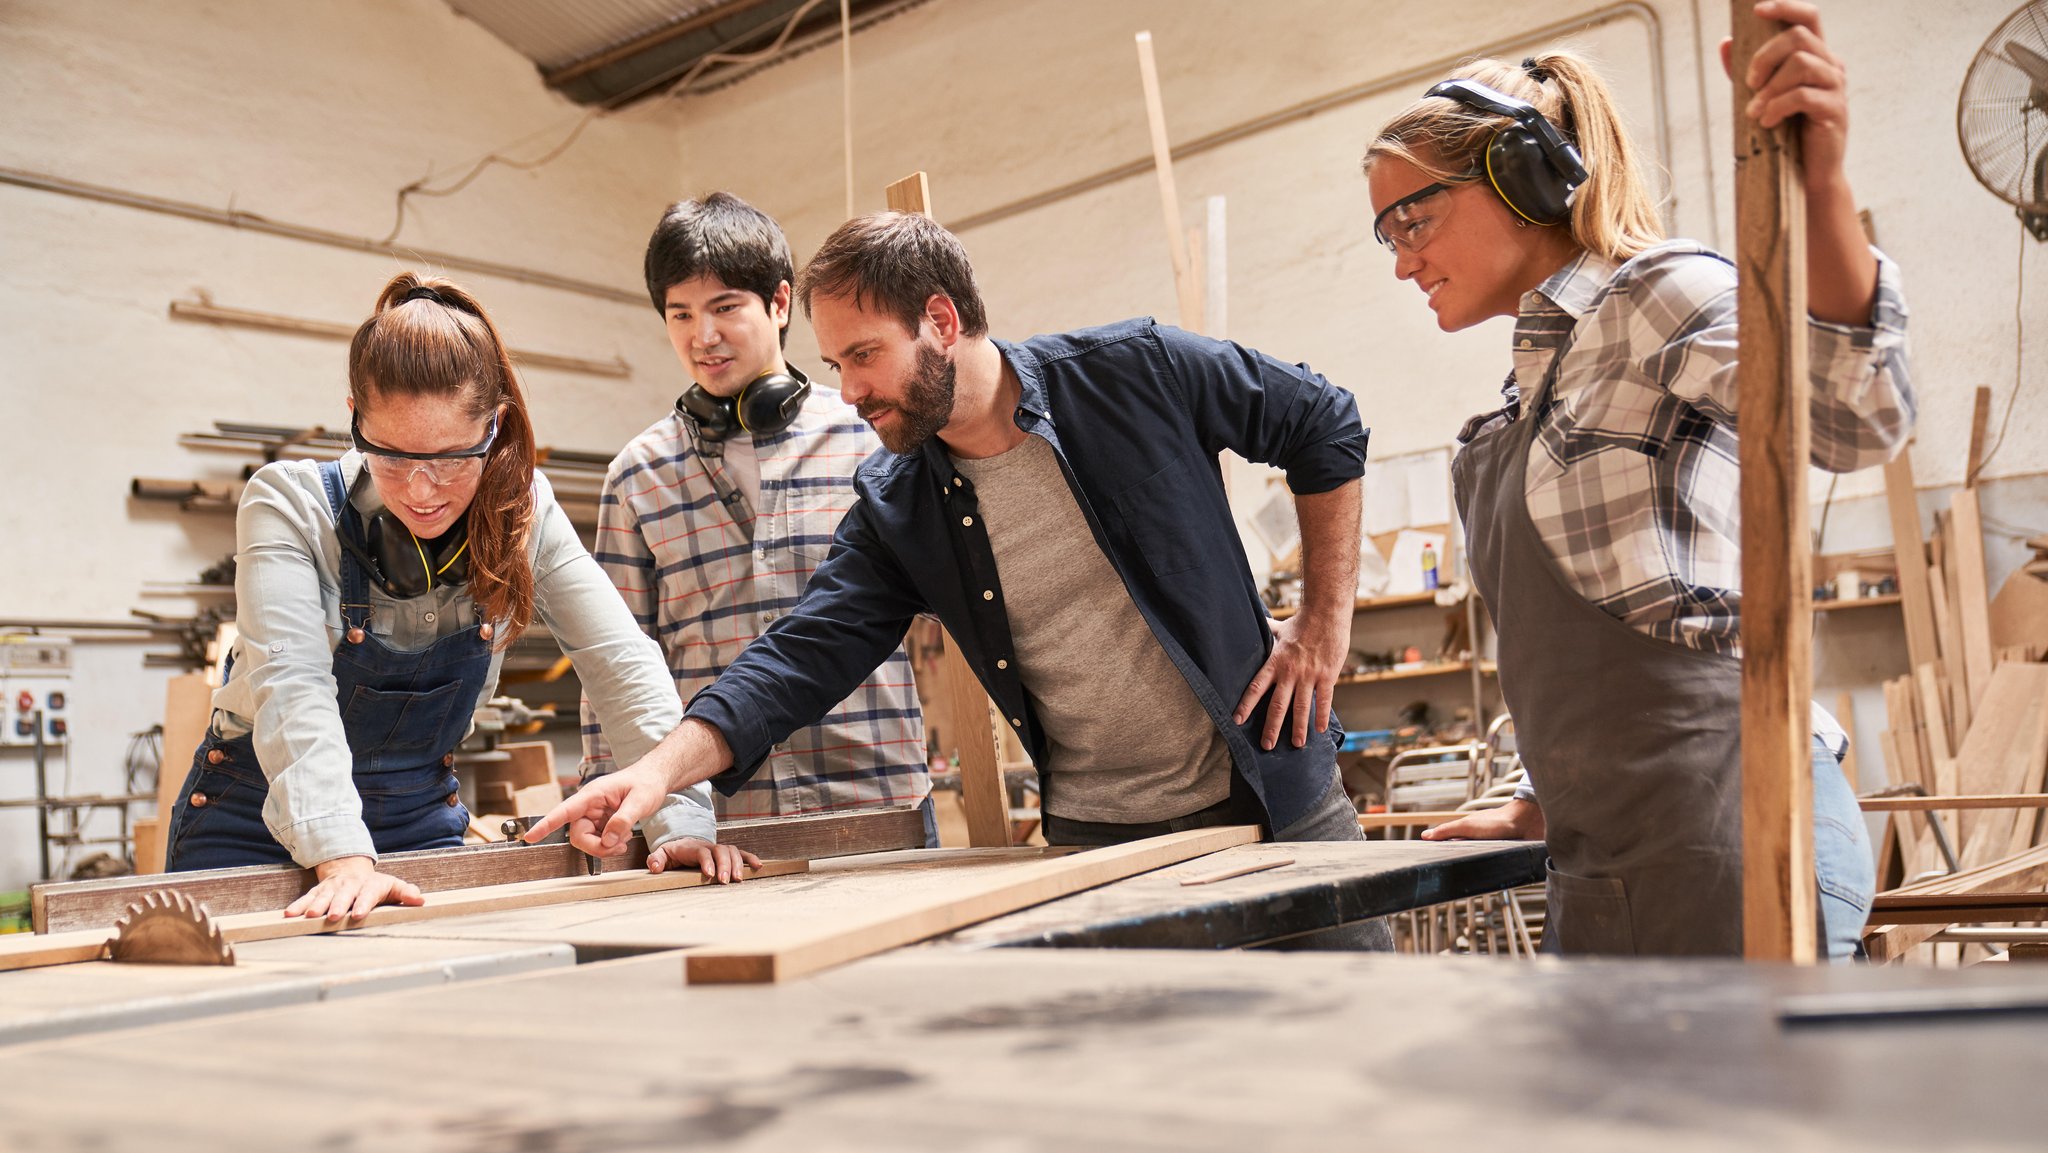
[166, 273, 757, 920]
[1359, 2, 1899, 958]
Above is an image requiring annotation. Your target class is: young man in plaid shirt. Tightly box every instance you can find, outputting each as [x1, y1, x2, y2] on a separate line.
[579, 193, 931, 862]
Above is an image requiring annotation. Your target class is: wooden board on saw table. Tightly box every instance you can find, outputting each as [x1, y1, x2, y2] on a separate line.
[355, 846, 1086, 952]
[944, 839, 1546, 950]
[33, 805, 924, 933]
[0, 935, 573, 1048]
[0, 859, 808, 974]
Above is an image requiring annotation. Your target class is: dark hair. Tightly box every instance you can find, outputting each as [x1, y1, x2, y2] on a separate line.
[796, 212, 989, 339]
[644, 192, 795, 347]
[348, 272, 537, 648]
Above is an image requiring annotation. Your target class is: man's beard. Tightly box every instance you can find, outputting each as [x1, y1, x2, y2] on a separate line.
[861, 340, 957, 455]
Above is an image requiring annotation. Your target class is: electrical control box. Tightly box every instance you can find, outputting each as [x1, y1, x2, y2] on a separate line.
[0, 636, 72, 747]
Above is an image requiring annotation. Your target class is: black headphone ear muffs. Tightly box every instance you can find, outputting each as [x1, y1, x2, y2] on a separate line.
[735, 371, 809, 434]
[676, 371, 810, 442]
[1424, 79, 1589, 227]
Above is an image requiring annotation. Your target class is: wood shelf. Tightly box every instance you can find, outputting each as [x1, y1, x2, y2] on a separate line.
[1813, 594, 1902, 612]
[1336, 660, 1496, 687]
[1268, 591, 1449, 620]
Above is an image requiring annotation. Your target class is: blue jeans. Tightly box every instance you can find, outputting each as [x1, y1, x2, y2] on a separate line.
[1813, 736, 1877, 962]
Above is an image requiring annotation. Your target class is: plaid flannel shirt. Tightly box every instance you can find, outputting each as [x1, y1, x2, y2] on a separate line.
[579, 384, 927, 820]
[1461, 240, 1914, 657]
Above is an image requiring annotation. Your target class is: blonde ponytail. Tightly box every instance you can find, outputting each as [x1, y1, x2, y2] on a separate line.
[1363, 50, 1665, 262]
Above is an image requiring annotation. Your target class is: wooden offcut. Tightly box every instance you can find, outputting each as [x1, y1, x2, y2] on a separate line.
[1134, 30, 1202, 332]
[1949, 489, 1997, 712]
[1730, 1, 1815, 963]
[884, 171, 932, 215]
[683, 824, 1260, 984]
[0, 860, 809, 975]
[1882, 449, 1940, 675]
[34, 805, 927, 933]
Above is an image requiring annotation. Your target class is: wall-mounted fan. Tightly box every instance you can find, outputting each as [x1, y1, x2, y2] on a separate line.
[1961, 1, 2048, 240]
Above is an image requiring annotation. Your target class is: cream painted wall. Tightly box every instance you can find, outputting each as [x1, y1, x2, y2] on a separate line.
[670, 0, 2045, 561]
[0, 0, 694, 887]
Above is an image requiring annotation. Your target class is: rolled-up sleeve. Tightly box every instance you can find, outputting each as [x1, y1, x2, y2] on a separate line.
[532, 480, 716, 848]
[1153, 325, 1368, 494]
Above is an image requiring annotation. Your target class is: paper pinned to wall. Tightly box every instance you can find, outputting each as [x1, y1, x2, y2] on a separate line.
[1363, 459, 1409, 536]
[1403, 449, 1451, 526]
[1249, 485, 1299, 562]
[1384, 529, 1448, 595]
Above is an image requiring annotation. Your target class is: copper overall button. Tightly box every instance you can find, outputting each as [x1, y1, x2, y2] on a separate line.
[445, 792, 460, 807]
[189, 792, 209, 808]
[478, 622, 494, 641]
[346, 627, 365, 644]
[205, 748, 225, 765]
[441, 753, 455, 767]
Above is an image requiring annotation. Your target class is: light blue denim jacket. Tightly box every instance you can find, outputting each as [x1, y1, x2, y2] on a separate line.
[211, 452, 716, 866]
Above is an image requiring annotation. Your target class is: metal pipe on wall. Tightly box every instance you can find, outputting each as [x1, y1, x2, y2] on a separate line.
[0, 165, 645, 307]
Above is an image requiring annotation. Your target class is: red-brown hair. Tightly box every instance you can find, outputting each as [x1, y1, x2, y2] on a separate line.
[348, 273, 536, 648]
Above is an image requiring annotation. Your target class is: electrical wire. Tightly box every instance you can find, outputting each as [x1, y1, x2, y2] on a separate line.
[1971, 127, 2034, 485]
[375, 0, 837, 246]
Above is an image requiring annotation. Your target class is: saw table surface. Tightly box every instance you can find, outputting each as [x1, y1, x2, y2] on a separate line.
[4, 946, 2043, 1150]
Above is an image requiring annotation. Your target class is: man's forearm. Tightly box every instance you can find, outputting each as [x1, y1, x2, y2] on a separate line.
[643, 717, 735, 793]
[1294, 479, 1362, 625]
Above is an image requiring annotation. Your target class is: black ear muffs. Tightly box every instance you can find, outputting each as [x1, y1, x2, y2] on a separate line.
[339, 509, 471, 599]
[1425, 79, 1589, 227]
[675, 369, 811, 442]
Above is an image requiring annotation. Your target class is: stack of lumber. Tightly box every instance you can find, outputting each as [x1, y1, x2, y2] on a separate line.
[1870, 439, 2048, 960]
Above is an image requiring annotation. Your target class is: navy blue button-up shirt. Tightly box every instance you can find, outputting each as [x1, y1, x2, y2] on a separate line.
[687, 318, 1369, 831]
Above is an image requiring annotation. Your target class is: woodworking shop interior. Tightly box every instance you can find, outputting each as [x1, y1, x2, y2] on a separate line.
[4, 1, 2048, 1148]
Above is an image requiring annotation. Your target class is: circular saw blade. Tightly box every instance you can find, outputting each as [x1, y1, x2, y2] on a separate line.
[109, 890, 235, 966]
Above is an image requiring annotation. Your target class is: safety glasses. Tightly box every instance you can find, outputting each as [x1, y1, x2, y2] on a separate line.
[352, 410, 499, 486]
[1372, 181, 1461, 256]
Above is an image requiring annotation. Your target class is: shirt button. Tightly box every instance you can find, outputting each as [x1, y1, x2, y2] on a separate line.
[269, 642, 284, 654]
[953, 475, 963, 487]
[982, 590, 995, 601]
[1518, 339, 1533, 349]
[1010, 717, 1022, 728]
[424, 611, 437, 624]
[997, 659, 1008, 669]
[961, 516, 974, 527]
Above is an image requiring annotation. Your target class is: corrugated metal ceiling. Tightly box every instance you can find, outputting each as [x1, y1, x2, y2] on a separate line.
[445, 0, 909, 107]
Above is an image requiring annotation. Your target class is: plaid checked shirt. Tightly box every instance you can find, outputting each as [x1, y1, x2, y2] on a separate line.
[579, 383, 928, 820]
[1461, 240, 1914, 658]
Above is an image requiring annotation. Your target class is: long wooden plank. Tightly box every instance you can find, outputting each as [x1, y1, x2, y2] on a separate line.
[1860, 793, 2048, 812]
[1882, 450, 1939, 675]
[0, 860, 809, 974]
[1731, 1, 1815, 963]
[1134, 30, 1202, 331]
[32, 805, 926, 933]
[1950, 489, 1997, 714]
[683, 825, 1261, 984]
[1954, 666, 2048, 869]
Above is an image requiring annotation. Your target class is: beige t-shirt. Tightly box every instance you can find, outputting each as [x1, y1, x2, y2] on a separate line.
[951, 435, 1231, 822]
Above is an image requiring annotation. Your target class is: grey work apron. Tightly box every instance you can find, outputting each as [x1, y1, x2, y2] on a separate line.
[1454, 357, 1746, 956]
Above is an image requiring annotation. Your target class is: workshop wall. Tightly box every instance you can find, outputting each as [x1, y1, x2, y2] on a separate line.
[0, 0, 691, 888]
[668, 0, 2046, 582]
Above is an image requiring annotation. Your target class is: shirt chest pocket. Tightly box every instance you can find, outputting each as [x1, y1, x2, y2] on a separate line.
[1113, 456, 1205, 579]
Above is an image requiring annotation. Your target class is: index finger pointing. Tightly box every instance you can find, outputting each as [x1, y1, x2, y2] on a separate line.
[521, 794, 589, 843]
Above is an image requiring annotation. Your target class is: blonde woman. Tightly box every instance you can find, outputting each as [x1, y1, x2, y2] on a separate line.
[1363, 1, 1907, 957]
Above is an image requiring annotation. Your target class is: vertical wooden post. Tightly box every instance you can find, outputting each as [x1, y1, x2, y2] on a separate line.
[885, 169, 1011, 849]
[1731, 4, 1816, 963]
[1134, 31, 1203, 331]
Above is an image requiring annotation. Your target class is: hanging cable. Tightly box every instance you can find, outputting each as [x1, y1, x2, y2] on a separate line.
[378, 110, 602, 245]
[1972, 121, 2033, 485]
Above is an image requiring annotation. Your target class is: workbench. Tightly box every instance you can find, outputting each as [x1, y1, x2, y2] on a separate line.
[1, 837, 2041, 1148]
[5, 943, 2043, 1149]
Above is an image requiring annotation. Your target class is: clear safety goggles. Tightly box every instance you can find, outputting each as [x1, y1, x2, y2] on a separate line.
[352, 410, 498, 486]
[1372, 181, 1462, 256]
